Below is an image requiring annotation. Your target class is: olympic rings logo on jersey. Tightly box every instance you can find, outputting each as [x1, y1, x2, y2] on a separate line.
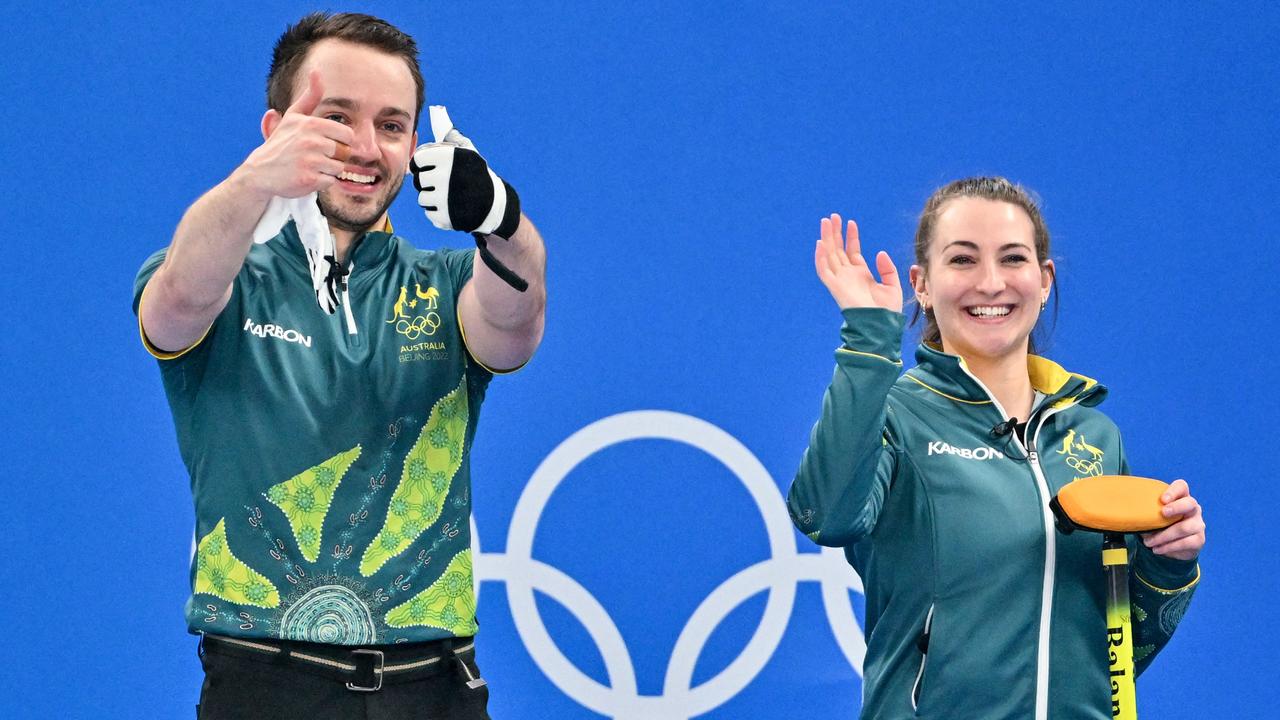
[394, 314, 441, 339]
[467, 411, 867, 720]
[387, 284, 443, 339]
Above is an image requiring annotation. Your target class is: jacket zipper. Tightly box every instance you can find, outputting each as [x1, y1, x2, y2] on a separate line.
[340, 259, 362, 347]
[911, 603, 935, 710]
[1022, 403, 1077, 720]
[954, 367, 1058, 720]
[1022, 437, 1054, 720]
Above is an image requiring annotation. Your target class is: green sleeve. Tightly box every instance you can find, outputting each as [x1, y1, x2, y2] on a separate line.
[1118, 445, 1201, 676]
[132, 249, 167, 315]
[787, 308, 904, 547]
[1129, 550, 1199, 676]
[438, 245, 476, 301]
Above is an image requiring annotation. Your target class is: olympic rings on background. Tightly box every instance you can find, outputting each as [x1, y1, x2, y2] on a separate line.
[469, 411, 866, 720]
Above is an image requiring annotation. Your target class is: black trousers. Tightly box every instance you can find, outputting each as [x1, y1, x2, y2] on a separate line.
[196, 637, 491, 720]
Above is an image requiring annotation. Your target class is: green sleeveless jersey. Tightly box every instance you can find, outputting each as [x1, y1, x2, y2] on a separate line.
[133, 222, 500, 645]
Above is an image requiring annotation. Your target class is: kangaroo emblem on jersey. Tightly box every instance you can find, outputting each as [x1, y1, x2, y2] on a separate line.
[388, 287, 413, 323]
[386, 285, 442, 339]
[1057, 428, 1104, 479]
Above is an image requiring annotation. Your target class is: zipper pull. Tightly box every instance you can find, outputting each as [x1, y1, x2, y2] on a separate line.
[1028, 450, 1038, 463]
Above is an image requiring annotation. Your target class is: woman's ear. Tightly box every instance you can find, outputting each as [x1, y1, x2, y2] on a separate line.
[909, 264, 928, 306]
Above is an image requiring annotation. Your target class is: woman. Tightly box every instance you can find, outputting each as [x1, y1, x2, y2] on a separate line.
[788, 177, 1205, 719]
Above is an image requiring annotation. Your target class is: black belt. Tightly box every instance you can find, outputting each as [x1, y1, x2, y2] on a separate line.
[200, 633, 485, 692]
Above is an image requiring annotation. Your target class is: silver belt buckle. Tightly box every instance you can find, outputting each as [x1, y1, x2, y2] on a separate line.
[345, 649, 385, 692]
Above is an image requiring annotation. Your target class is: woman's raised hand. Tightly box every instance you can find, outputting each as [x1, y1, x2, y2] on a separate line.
[814, 214, 903, 313]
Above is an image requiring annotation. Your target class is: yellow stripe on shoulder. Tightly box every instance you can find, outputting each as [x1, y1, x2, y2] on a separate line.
[835, 347, 902, 366]
[903, 373, 991, 405]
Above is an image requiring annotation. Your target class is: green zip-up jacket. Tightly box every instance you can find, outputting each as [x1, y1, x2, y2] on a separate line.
[788, 308, 1199, 720]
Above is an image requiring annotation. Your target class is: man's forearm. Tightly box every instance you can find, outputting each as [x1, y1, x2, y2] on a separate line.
[473, 214, 547, 329]
[141, 168, 272, 350]
[168, 170, 271, 303]
[458, 214, 547, 370]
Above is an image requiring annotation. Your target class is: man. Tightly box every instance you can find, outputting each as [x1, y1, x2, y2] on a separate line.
[133, 12, 545, 719]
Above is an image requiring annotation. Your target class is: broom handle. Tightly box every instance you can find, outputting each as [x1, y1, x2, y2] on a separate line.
[1103, 532, 1137, 719]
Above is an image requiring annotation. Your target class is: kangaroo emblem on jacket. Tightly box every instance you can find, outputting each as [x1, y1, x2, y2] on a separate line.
[1057, 428, 1104, 479]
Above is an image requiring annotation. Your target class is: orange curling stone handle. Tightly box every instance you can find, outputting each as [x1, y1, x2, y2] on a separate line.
[1049, 475, 1182, 535]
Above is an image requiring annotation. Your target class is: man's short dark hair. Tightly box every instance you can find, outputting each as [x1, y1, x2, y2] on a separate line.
[267, 12, 425, 125]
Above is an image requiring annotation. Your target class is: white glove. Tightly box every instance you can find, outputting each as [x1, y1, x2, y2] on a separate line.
[411, 106, 528, 291]
[411, 106, 521, 239]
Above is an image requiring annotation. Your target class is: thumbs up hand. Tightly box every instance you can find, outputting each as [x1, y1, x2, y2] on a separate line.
[410, 106, 521, 240]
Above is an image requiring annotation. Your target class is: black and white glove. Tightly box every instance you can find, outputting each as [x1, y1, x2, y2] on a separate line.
[411, 106, 527, 291]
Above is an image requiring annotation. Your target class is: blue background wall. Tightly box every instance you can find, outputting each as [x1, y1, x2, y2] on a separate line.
[2, 2, 1277, 717]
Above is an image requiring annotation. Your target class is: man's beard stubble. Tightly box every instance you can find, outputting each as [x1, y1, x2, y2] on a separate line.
[318, 171, 405, 234]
